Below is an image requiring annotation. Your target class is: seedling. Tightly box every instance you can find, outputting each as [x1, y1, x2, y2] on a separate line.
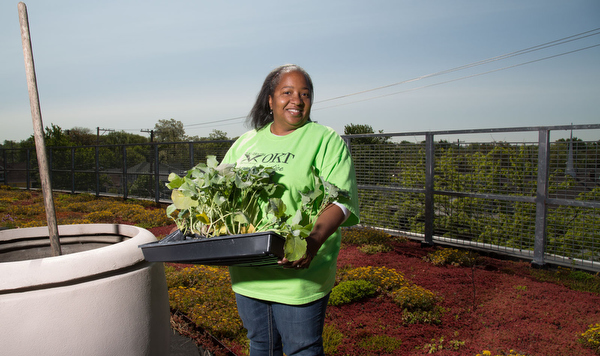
[166, 156, 348, 260]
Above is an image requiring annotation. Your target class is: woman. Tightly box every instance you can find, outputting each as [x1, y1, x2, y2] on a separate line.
[222, 64, 359, 356]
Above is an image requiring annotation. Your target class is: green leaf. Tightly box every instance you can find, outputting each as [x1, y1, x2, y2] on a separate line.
[206, 155, 218, 169]
[300, 191, 313, 206]
[295, 223, 313, 238]
[166, 204, 177, 217]
[171, 190, 198, 210]
[212, 192, 227, 206]
[216, 163, 235, 178]
[284, 233, 307, 261]
[268, 198, 287, 218]
[264, 183, 278, 196]
[166, 173, 185, 189]
[232, 212, 250, 224]
[235, 174, 253, 189]
[307, 187, 323, 202]
[291, 208, 303, 225]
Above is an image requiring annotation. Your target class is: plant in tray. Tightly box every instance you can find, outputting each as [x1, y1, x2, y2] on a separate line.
[166, 156, 348, 260]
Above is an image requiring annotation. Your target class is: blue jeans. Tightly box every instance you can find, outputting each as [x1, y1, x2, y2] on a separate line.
[235, 293, 330, 356]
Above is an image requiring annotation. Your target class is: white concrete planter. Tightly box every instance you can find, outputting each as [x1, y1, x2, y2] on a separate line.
[0, 224, 170, 356]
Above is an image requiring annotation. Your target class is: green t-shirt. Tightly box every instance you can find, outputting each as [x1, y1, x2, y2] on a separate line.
[222, 121, 360, 305]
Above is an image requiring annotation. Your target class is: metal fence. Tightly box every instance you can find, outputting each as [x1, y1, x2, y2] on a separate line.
[1, 124, 599, 271]
[0, 140, 233, 202]
[347, 124, 600, 272]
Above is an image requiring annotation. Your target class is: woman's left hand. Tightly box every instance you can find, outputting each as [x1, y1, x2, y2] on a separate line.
[278, 203, 346, 270]
[278, 237, 320, 269]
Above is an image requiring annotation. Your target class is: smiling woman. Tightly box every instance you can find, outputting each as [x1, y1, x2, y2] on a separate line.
[268, 70, 313, 135]
[221, 64, 360, 356]
[247, 64, 315, 135]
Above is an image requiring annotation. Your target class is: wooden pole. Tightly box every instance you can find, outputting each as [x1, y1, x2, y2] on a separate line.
[18, 2, 61, 256]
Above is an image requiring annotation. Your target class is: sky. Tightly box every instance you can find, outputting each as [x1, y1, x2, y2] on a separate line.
[1, 0, 599, 144]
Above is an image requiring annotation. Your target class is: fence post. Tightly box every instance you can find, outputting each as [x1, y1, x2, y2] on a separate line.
[26, 149, 31, 189]
[70, 147, 75, 194]
[423, 132, 435, 246]
[342, 136, 351, 149]
[154, 144, 160, 204]
[532, 128, 550, 267]
[95, 146, 100, 197]
[2, 149, 6, 185]
[122, 146, 128, 200]
[189, 142, 194, 169]
[48, 148, 53, 186]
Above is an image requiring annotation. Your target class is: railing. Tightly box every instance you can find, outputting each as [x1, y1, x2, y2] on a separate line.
[0, 140, 233, 202]
[1, 124, 599, 271]
[345, 124, 600, 272]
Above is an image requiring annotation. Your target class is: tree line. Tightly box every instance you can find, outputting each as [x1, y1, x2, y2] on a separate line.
[0, 118, 231, 150]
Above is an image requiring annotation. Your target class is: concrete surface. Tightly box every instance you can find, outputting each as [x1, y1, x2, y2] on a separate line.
[169, 328, 202, 356]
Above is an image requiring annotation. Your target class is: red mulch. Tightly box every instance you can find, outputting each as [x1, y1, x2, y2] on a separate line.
[329, 240, 600, 356]
[148, 226, 600, 356]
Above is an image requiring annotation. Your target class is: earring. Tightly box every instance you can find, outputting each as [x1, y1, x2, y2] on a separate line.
[269, 110, 273, 115]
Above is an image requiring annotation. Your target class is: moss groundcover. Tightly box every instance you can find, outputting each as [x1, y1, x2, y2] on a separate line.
[2, 187, 599, 356]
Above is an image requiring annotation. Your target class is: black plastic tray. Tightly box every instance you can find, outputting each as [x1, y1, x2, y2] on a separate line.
[139, 229, 285, 267]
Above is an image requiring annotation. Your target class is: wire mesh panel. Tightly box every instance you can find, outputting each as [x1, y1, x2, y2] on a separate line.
[98, 146, 124, 195]
[152, 143, 187, 200]
[190, 141, 233, 166]
[72, 147, 96, 193]
[350, 140, 426, 189]
[434, 141, 539, 196]
[350, 138, 428, 238]
[0, 149, 33, 188]
[546, 204, 599, 267]
[124, 141, 235, 201]
[359, 188, 426, 235]
[432, 195, 536, 253]
[126, 145, 156, 200]
[548, 139, 599, 199]
[48, 147, 73, 191]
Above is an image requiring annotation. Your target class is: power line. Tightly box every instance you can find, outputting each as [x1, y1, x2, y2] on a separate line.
[184, 39, 599, 126]
[315, 27, 600, 104]
[315, 43, 600, 111]
[183, 116, 246, 128]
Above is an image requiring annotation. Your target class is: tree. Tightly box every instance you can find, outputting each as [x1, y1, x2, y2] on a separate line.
[1, 140, 21, 149]
[343, 123, 391, 145]
[206, 129, 229, 141]
[104, 131, 148, 145]
[42, 124, 75, 147]
[344, 123, 375, 135]
[187, 129, 229, 143]
[154, 118, 186, 142]
[66, 127, 96, 146]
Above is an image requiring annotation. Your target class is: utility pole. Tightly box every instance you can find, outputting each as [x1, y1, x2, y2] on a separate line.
[141, 129, 154, 142]
[96, 127, 115, 144]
